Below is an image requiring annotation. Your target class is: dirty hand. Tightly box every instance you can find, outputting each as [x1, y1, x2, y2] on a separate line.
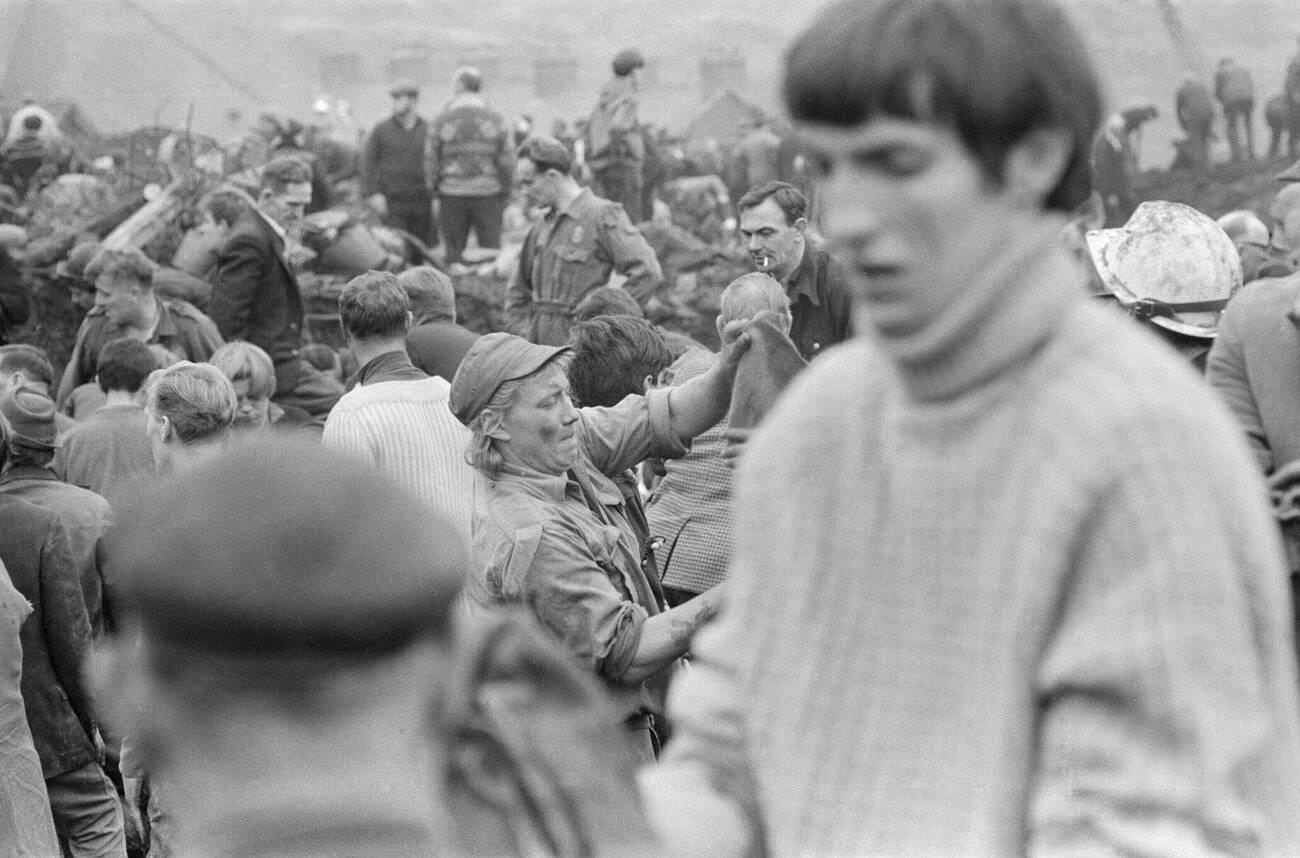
[366, 193, 388, 218]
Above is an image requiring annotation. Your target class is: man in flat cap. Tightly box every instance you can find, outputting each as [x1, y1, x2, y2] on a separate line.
[586, 48, 648, 218]
[0, 385, 112, 634]
[0, 410, 124, 857]
[98, 440, 464, 857]
[363, 79, 437, 250]
[506, 135, 662, 346]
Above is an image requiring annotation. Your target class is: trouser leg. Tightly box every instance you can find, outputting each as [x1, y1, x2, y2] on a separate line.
[1225, 108, 1242, 162]
[45, 762, 127, 858]
[468, 194, 505, 251]
[1243, 103, 1256, 159]
[438, 195, 472, 265]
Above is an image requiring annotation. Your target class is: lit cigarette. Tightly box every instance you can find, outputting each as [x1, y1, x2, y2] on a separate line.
[758, 253, 770, 269]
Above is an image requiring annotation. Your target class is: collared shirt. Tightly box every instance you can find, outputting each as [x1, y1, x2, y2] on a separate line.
[782, 242, 854, 361]
[353, 349, 428, 387]
[469, 389, 685, 702]
[255, 206, 287, 245]
[505, 189, 663, 345]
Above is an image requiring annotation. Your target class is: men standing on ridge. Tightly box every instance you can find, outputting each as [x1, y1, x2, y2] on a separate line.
[587, 49, 647, 219]
[363, 79, 436, 250]
[427, 66, 512, 269]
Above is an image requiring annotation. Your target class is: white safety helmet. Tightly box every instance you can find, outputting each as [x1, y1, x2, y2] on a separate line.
[1086, 200, 1242, 339]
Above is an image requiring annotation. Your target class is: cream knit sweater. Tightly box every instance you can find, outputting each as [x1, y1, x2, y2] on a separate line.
[647, 225, 1300, 858]
[322, 376, 473, 548]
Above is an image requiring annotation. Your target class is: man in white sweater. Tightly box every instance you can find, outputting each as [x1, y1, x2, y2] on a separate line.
[322, 272, 473, 544]
[642, 0, 1300, 856]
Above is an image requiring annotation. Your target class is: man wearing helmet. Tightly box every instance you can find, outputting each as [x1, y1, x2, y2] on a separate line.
[1087, 200, 1243, 371]
[642, 0, 1300, 854]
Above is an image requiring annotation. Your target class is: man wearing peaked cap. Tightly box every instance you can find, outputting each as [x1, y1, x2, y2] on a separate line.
[0, 383, 112, 634]
[97, 439, 467, 857]
[0, 390, 123, 856]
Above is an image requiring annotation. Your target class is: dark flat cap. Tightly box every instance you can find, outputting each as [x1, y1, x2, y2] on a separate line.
[449, 332, 571, 426]
[107, 439, 466, 657]
[0, 385, 57, 447]
[612, 49, 645, 77]
[388, 79, 420, 97]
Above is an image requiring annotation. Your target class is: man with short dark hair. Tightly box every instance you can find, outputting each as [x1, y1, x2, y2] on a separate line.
[736, 180, 852, 360]
[210, 155, 343, 417]
[55, 338, 157, 503]
[323, 271, 473, 543]
[2, 343, 77, 435]
[57, 246, 223, 407]
[428, 66, 512, 267]
[363, 80, 436, 248]
[645, 0, 1300, 853]
[506, 135, 662, 346]
[397, 265, 479, 381]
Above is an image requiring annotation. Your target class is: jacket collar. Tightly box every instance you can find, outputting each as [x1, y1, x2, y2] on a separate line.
[0, 464, 59, 485]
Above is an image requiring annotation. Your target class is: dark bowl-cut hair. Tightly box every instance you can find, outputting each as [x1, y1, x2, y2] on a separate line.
[97, 337, 158, 394]
[783, 0, 1102, 212]
[338, 271, 411, 341]
[568, 315, 672, 408]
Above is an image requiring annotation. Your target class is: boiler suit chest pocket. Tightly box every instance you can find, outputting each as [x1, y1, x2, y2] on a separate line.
[554, 243, 597, 291]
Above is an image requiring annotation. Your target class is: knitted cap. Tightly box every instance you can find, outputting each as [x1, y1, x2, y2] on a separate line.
[0, 385, 57, 448]
[107, 439, 467, 657]
[449, 332, 571, 426]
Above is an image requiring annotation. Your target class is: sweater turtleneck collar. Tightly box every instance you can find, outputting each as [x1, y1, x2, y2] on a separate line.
[864, 215, 1086, 404]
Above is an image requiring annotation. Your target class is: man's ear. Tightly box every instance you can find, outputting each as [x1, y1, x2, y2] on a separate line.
[1004, 128, 1072, 207]
[793, 216, 808, 236]
[157, 414, 173, 444]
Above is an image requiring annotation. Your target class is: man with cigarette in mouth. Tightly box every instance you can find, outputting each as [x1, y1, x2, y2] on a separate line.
[735, 180, 853, 362]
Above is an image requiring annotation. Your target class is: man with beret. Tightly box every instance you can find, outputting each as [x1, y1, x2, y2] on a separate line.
[506, 135, 662, 346]
[57, 246, 223, 409]
[97, 440, 469, 857]
[0, 417, 124, 857]
[363, 79, 436, 249]
[0, 385, 111, 634]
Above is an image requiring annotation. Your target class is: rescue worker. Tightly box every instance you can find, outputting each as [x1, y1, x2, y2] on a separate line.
[505, 135, 662, 346]
[1175, 77, 1215, 171]
[586, 49, 647, 219]
[1215, 58, 1256, 162]
[1087, 200, 1242, 371]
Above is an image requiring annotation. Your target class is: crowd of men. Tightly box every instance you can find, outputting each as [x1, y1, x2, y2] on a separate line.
[7, 0, 1300, 855]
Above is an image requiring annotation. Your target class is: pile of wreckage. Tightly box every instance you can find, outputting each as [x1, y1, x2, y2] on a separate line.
[0, 118, 753, 372]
